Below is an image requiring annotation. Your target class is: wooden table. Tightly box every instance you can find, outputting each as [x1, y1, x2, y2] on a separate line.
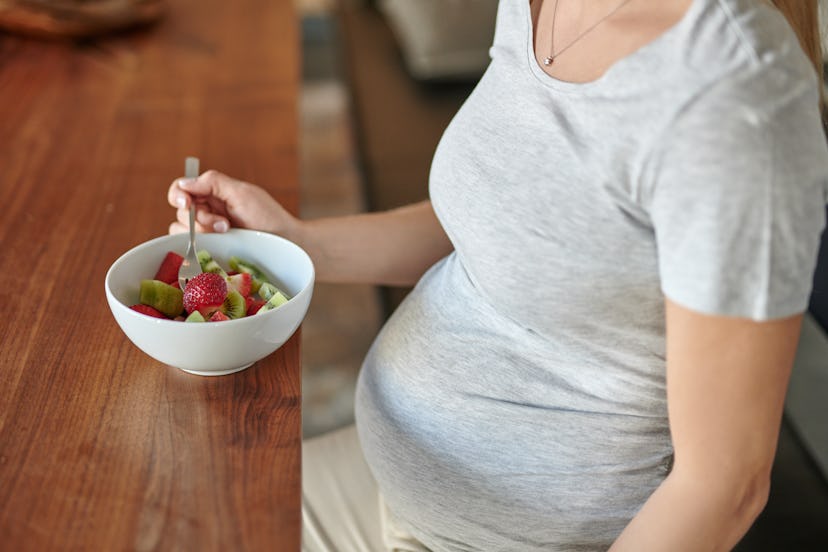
[0, 1, 301, 549]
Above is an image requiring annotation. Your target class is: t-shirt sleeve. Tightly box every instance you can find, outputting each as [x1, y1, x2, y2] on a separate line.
[644, 65, 828, 320]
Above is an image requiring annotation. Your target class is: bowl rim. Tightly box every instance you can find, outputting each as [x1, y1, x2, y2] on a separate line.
[105, 229, 315, 326]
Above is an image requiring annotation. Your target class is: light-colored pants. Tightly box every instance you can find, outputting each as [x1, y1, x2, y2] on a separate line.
[302, 425, 431, 552]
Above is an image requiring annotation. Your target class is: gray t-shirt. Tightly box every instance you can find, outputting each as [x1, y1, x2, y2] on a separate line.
[355, 0, 828, 549]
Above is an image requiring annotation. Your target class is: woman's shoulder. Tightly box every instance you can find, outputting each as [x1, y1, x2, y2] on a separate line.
[658, 0, 820, 137]
[689, 0, 815, 83]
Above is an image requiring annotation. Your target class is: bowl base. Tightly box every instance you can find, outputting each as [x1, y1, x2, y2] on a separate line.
[177, 362, 255, 377]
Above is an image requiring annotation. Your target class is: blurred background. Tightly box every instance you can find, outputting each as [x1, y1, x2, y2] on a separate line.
[297, 0, 384, 440]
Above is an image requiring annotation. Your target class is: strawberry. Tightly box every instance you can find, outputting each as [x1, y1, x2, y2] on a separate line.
[227, 272, 252, 297]
[182, 272, 228, 316]
[246, 298, 266, 316]
[209, 310, 230, 322]
[130, 304, 168, 319]
[153, 251, 184, 285]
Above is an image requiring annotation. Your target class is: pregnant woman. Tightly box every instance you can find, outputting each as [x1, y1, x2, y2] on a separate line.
[168, 0, 828, 549]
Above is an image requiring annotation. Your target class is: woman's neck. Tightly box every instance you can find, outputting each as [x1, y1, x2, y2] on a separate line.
[531, 0, 694, 83]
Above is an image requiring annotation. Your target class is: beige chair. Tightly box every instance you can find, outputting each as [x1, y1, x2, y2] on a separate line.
[378, 0, 499, 80]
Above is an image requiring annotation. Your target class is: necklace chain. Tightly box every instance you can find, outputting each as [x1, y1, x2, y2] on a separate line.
[544, 0, 636, 66]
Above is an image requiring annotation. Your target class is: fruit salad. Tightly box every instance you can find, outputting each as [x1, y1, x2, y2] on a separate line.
[129, 250, 290, 322]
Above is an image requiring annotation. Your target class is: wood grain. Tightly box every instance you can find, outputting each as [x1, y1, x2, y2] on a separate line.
[0, 1, 301, 550]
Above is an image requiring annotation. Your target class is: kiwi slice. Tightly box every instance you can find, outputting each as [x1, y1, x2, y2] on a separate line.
[256, 290, 288, 315]
[185, 310, 206, 323]
[139, 279, 184, 318]
[196, 249, 228, 277]
[258, 282, 283, 302]
[220, 290, 247, 319]
[228, 256, 267, 293]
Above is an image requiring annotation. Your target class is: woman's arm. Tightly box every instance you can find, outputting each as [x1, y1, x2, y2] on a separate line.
[609, 299, 803, 551]
[169, 171, 453, 286]
[293, 200, 454, 286]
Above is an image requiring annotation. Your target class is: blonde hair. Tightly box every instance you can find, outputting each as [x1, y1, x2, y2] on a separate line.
[770, 0, 826, 114]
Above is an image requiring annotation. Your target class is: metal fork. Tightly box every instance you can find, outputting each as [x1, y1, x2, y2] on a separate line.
[177, 156, 203, 290]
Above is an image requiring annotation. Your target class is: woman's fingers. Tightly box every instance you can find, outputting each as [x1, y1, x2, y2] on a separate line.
[174, 205, 230, 233]
[169, 221, 187, 235]
[168, 169, 244, 211]
[168, 180, 191, 209]
[179, 170, 238, 201]
[168, 169, 267, 235]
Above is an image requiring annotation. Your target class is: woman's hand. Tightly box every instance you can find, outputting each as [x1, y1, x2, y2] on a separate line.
[167, 170, 298, 239]
[167, 170, 452, 285]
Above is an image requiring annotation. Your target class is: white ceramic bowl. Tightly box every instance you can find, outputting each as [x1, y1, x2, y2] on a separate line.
[105, 229, 314, 376]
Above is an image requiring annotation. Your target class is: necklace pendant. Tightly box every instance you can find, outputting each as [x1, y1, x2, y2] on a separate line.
[543, 56, 554, 66]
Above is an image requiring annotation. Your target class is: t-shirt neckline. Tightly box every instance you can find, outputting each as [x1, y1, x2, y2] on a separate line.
[523, 0, 703, 93]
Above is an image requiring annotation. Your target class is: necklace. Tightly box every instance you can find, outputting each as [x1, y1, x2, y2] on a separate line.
[543, 0, 636, 65]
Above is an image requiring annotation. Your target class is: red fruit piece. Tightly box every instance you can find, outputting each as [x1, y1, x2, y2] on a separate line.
[227, 272, 252, 297]
[130, 304, 168, 319]
[209, 310, 230, 322]
[183, 272, 228, 315]
[153, 251, 184, 285]
[246, 298, 266, 316]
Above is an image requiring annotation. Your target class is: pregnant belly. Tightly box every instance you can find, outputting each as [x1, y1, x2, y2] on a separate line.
[353, 257, 672, 549]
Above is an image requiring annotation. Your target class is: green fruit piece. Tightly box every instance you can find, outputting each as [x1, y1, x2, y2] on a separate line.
[139, 279, 184, 318]
[256, 290, 288, 315]
[258, 282, 282, 302]
[196, 249, 228, 277]
[221, 290, 246, 319]
[228, 256, 267, 293]
[228, 256, 266, 279]
[185, 310, 206, 323]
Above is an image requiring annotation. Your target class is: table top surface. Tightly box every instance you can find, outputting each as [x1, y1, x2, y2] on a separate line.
[0, 1, 301, 549]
